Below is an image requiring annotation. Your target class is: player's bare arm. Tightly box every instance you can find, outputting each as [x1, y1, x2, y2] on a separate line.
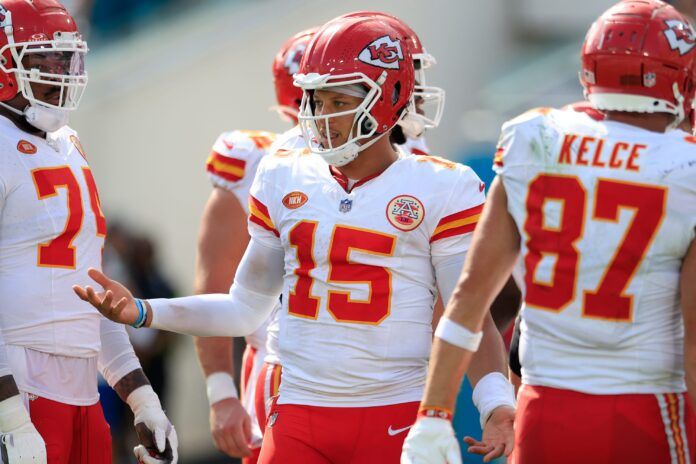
[403, 178, 520, 464]
[681, 238, 696, 407]
[193, 187, 253, 458]
[425, 178, 519, 415]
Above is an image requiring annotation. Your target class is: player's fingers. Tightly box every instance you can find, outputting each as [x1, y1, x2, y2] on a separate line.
[87, 267, 111, 288]
[467, 445, 493, 455]
[504, 437, 514, 457]
[483, 443, 505, 463]
[84, 286, 103, 307]
[463, 436, 483, 446]
[102, 290, 114, 309]
[114, 297, 129, 313]
[154, 427, 166, 453]
[229, 425, 252, 457]
[214, 429, 242, 458]
[72, 285, 89, 301]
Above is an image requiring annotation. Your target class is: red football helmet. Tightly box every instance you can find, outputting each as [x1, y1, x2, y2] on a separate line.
[338, 11, 444, 137]
[581, 0, 696, 126]
[272, 27, 318, 123]
[295, 15, 415, 166]
[0, 0, 87, 131]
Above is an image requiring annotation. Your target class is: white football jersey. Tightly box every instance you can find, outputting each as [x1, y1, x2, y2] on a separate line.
[0, 117, 106, 358]
[495, 107, 696, 394]
[248, 147, 485, 407]
[401, 136, 430, 156]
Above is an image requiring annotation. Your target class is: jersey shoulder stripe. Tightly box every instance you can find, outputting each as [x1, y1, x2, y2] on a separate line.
[431, 203, 484, 242]
[206, 151, 246, 182]
[248, 194, 278, 237]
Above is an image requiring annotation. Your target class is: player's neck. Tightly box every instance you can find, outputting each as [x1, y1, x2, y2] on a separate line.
[604, 111, 673, 133]
[336, 135, 398, 180]
[0, 102, 46, 138]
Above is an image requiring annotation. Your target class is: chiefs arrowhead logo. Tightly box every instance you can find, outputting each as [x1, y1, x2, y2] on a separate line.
[664, 19, 696, 55]
[17, 140, 36, 154]
[283, 43, 307, 76]
[358, 35, 404, 70]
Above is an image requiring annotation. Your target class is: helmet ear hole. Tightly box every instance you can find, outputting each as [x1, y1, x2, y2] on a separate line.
[361, 118, 375, 134]
[392, 81, 401, 106]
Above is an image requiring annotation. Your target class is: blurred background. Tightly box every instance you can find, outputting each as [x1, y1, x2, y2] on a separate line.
[62, 0, 696, 462]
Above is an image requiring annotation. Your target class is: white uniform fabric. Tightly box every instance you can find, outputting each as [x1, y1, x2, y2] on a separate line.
[265, 126, 306, 366]
[249, 146, 485, 407]
[0, 116, 139, 404]
[205, 127, 302, 444]
[263, 133, 427, 366]
[401, 136, 430, 156]
[494, 108, 696, 394]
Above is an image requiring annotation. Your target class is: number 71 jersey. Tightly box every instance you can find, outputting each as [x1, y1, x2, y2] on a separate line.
[0, 117, 106, 358]
[248, 147, 485, 407]
[495, 107, 696, 394]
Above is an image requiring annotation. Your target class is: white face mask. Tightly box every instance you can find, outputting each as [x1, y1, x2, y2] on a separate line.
[24, 104, 69, 132]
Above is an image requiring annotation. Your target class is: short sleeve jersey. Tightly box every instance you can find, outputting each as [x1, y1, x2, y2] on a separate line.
[494, 107, 696, 394]
[248, 147, 485, 407]
[0, 117, 106, 357]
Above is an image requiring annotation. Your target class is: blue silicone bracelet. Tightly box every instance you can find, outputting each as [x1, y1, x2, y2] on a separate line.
[131, 299, 146, 328]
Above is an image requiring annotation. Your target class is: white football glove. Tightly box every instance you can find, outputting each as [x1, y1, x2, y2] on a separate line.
[401, 417, 461, 464]
[127, 386, 178, 464]
[0, 396, 46, 464]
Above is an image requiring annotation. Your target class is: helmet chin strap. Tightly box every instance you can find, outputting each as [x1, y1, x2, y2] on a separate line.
[0, 100, 69, 133]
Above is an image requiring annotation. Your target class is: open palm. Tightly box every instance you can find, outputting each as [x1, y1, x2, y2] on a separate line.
[73, 267, 140, 325]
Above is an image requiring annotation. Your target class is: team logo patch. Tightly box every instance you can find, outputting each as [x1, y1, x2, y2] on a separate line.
[282, 191, 308, 209]
[664, 19, 696, 55]
[358, 35, 404, 69]
[17, 140, 36, 154]
[386, 195, 424, 231]
[268, 412, 278, 428]
[70, 135, 87, 160]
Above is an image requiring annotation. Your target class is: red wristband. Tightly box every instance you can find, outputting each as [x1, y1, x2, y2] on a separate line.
[418, 407, 453, 421]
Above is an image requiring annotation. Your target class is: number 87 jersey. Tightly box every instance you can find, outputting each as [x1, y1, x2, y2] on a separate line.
[248, 147, 485, 407]
[495, 107, 696, 394]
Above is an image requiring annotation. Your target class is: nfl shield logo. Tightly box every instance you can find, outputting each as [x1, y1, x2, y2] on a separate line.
[339, 199, 352, 213]
[643, 72, 656, 88]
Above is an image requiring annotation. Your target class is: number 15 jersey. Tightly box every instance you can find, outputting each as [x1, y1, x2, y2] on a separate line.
[248, 147, 485, 407]
[495, 108, 696, 394]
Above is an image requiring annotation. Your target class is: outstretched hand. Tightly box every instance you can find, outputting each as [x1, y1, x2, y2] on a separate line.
[464, 406, 515, 462]
[73, 268, 140, 326]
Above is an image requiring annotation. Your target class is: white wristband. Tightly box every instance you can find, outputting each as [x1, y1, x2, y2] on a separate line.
[434, 317, 483, 351]
[206, 372, 238, 406]
[472, 372, 516, 429]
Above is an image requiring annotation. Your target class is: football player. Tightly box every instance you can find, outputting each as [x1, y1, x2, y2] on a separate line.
[199, 15, 450, 461]
[193, 28, 315, 462]
[402, 1, 696, 463]
[0, 1, 177, 463]
[75, 14, 516, 463]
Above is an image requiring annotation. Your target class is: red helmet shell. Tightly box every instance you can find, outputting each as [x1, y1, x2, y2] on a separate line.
[0, 0, 79, 101]
[581, 0, 696, 119]
[338, 11, 425, 59]
[272, 27, 317, 122]
[299, 15, 415, 132]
